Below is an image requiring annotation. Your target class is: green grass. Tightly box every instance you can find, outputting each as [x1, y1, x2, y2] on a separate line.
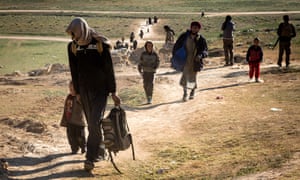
[118, 87, 145, 106]
[1, 13, 299, 75]
[0, 14, 300, 74]
[1, 0, 300, 12]
[0, 39, 67, 75]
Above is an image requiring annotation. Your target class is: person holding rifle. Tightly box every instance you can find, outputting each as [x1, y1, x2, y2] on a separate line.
[276, 15, 296, 69]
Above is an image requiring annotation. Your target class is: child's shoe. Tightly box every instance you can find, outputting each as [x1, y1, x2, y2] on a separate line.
[255, 78, 264, 83]
[248, 78, 255, 83]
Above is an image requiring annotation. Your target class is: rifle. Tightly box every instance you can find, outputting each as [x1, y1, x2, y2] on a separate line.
[272, 37, 280, 50]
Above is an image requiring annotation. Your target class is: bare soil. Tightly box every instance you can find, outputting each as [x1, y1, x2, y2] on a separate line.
[0, 18, 299, 180]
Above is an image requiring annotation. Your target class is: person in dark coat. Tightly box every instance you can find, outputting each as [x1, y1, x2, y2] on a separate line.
[276, 15, 296, 68]
[66, 17, 121, 172]
[173, 21, 208, 101]
[60, 80, 86, 154]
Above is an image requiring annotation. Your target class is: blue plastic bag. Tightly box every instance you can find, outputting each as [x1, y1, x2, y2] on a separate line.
[171, 46, 187, 72]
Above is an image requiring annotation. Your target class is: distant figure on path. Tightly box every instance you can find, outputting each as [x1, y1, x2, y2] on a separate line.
[133, 40, 138, 50]
[164, 25, 175, 49]
[221, 15, 235, 66]
[201, 11, 205, 17]
[154, 16, 158, 23]
[148, 17, 152, 25]
[130, 32, 135, 42]
[276, 15, 296, 68]
[139, 29, 144, 39]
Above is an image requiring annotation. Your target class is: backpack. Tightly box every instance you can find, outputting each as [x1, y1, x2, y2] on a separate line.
[102, 106, 135, 173]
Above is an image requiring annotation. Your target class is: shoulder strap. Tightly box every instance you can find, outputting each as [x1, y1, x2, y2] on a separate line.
[71, 39, 104, 56]
[108, 151, 123, 174]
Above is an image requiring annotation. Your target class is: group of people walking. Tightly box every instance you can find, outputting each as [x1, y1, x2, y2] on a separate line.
[60, 14, 296, 172]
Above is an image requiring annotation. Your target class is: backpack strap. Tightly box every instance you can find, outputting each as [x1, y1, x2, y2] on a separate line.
[71, 39, 104, 56]
[108, 151, 123, 174]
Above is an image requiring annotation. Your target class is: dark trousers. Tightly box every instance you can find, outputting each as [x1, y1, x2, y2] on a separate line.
[248, 62, 260, 79]
[143, 72, 155, 98]
[66, 123, 86, 153]
[80, 87, 107, 162]
[278, 41, 291, 67]
[223, 39, 234, 64]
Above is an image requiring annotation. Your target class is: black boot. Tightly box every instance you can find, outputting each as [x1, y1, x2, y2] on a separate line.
[183, 88, 187, 102]
[189, 89, 195, 99]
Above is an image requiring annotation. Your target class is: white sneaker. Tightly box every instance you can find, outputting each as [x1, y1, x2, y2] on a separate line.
[255, 78, 264, 83]
[248, 78, 255, 83]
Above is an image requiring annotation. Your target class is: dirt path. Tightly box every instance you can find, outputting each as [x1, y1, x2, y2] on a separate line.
[2, 65, 251, 180]
[3, 63, 299, 179]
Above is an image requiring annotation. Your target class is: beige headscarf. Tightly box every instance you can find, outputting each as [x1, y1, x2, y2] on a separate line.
[66, 17, 111, 47]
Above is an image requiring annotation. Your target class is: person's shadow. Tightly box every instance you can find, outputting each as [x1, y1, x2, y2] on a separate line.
[6, 153, 93, 180]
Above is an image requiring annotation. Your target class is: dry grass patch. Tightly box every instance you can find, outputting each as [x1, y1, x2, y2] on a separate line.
[140, 66, 300, 179]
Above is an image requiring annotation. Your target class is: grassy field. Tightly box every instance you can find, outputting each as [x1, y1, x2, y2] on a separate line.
[0, 39, 67, 75]
[1, 0, 300, 12]
[0, 10, 299, 75]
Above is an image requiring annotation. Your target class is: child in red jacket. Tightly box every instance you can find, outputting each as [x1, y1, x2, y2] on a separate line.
[246, 37, 264, 83]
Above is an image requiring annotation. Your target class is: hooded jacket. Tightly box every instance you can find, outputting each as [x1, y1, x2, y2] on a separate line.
[66, 17, 116, 96]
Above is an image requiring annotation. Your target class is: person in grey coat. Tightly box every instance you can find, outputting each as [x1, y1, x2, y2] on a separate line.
[221, 15, 235, 66]
[138, 41, 160, 104]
